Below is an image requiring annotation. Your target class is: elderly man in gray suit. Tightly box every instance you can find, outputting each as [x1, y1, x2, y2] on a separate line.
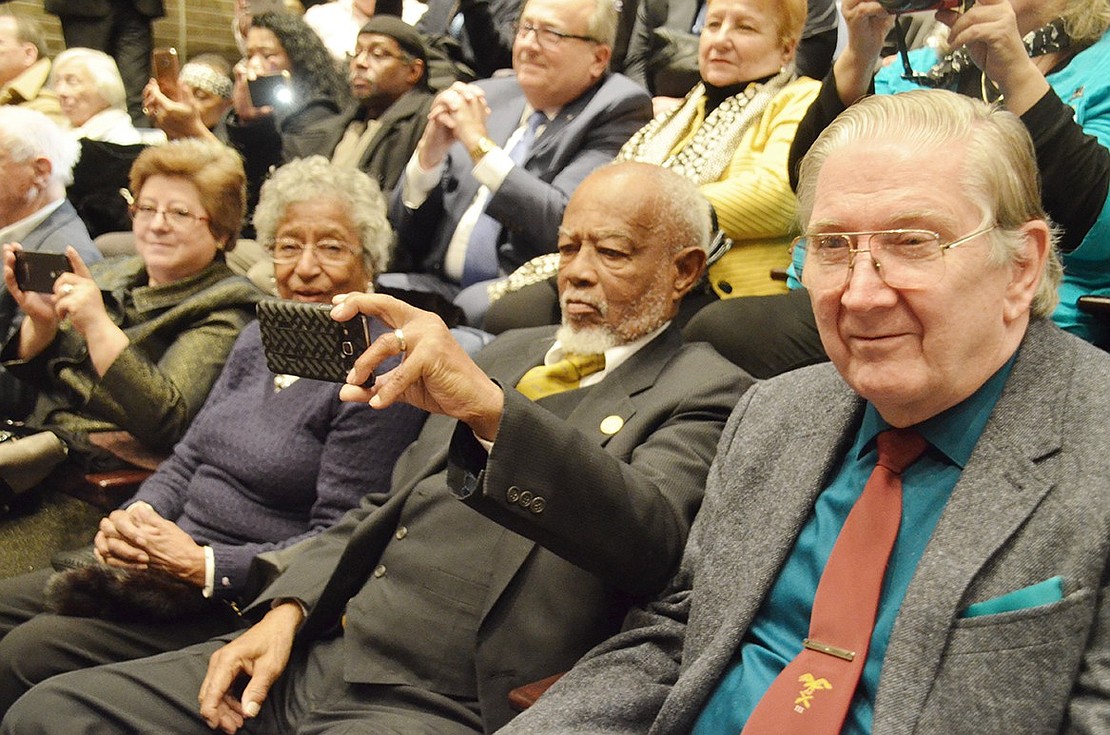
[500, 90, 1110, 734]
[0, 162, 750, 734]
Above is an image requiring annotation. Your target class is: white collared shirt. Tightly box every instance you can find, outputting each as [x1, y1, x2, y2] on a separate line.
[474, 321, 672, 451]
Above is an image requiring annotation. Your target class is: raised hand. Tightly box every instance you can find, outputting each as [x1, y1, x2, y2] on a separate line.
[50, 247, 131, 376]
[231, 61, 273, 124]
[938, 0, 1050, 114]
[835, 0, 897, 104]
[330, 292, 506, 441]
[417, 82, 491, 169]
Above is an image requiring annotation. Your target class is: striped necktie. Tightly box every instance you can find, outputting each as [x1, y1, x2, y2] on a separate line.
[460, 110, 547, 286]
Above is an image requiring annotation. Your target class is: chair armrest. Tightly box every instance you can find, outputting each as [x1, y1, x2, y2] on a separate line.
[508, 672, 565, 712]
[66, 469, 154, 510]
[87, 431, 167, 471]
[85, 469, 155, 490]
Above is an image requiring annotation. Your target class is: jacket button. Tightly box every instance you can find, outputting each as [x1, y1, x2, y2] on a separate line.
[507, 486, 521, 503]
[530, 497, 545, 514]
[373, 564, 387, 578]
[395, 526, 408, 540]
[518, 490, 533, 508]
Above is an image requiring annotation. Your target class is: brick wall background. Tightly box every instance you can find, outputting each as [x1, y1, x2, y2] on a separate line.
[4, 1, 242, 64]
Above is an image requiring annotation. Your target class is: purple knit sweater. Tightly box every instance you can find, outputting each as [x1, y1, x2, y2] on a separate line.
[130, 321, 426, 599]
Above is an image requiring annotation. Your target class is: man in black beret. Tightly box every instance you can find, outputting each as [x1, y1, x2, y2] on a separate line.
[283, 15, 435, 197]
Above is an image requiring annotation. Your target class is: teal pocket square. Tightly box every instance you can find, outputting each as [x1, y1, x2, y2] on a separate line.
[961, 576, 1064, 618]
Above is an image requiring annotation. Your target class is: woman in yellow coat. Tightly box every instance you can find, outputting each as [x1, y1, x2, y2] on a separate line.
[617, 0, 819, 298]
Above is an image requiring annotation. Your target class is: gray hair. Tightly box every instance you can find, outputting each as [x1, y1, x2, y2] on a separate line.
[589, 161, 712, 254]
[0, 106, 81, 187]
[51, 47, 127, 112]
[797, 90, 1062, 318]
[253, 156, 392, 276]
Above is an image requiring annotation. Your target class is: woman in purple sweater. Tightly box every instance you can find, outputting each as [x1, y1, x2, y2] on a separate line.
[0, 156, 427, 715]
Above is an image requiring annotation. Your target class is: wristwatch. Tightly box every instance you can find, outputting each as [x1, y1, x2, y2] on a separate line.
[469, 136, 497, 162]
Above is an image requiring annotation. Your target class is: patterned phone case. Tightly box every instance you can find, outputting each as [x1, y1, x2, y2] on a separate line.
[256, 300, 372, 383]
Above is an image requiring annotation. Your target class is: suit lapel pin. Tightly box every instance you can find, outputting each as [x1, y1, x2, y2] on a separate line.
[600, 415, 624, 435]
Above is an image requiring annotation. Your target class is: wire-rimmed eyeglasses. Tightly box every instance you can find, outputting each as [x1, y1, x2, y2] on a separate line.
[345, 45, 410, 65]
[512, 20, 598, 48]
[267, 238, 361, 267]
[128, 202, 210, 229]
[791, 225, 996, 290]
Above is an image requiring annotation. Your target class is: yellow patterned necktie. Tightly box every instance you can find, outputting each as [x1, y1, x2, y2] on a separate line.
[516, 353, 606, 400]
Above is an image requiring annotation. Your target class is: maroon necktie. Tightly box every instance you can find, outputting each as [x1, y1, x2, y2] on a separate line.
[740, 428, 928, 734]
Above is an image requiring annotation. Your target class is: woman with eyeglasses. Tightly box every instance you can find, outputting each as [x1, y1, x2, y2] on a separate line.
[0, 138, 261, 498]
[224, 11, 350, 235]
[0, 157, 428, 716]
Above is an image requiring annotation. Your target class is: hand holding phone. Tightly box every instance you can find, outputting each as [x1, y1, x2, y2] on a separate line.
[256, 300, 373, 384]
[13, 251, 72, 293]
[247, 71, 293, 109]
[152, 47, 180, 100]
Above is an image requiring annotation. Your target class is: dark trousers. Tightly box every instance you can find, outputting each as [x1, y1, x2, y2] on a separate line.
[0, 568, 245, 717]
[2, 633, 485, 734]
[55, 3, 153, 124]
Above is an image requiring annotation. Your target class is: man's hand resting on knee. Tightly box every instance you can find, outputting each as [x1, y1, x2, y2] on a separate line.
[198, 601, 304, 733]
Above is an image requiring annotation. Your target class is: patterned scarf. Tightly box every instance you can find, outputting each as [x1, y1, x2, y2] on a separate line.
[617, 64, 796, 187]
[920, 18, 1072, 88]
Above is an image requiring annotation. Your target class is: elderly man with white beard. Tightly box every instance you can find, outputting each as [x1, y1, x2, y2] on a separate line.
[2, 161, 751, 735]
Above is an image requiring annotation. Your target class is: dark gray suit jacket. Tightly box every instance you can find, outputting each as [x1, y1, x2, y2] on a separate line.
[388, 72, 652, 276]
[250, 323, 750, 732]
[502, 319, 1110, 734]
[282, 87, 436, 197]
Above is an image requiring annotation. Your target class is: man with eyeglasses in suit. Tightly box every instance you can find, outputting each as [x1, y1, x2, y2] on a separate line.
[384, 0, 652, 327]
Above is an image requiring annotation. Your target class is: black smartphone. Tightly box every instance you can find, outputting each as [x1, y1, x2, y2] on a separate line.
[13, 251, 72, 293]
[151, 47, 180, 99]
[256, 300, 373, 384]
[247, 71, 292, 108]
